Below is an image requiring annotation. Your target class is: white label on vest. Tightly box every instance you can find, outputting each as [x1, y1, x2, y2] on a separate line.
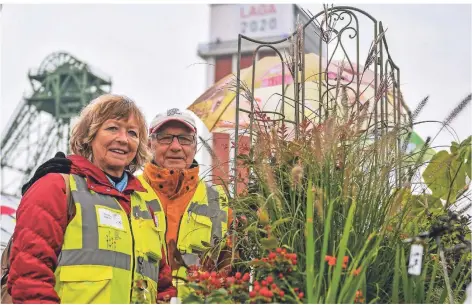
[98, 208, 124, 230]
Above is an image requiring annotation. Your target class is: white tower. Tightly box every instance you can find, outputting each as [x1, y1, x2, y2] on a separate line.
[195, 4, 322, 187]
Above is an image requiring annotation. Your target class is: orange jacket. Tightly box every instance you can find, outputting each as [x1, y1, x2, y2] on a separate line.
[143, 161, 232, 271]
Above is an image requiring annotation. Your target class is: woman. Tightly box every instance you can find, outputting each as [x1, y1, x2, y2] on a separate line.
[7, 94, 175, 304]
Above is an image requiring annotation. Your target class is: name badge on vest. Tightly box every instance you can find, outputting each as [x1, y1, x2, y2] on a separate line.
[98, 208, 124, 230]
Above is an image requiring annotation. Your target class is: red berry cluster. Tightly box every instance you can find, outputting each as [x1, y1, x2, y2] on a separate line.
[186, 266, 251, 299]
[249, 275, 280, 302]
[184, 248, 304, 303]
[225, 271, 251, 298]
[228, 271, 251, 286]
[354, 290, 365, 303]
[248, 248, 304, 303]
[294, 288, 305, 300]
[324, 255, 349, 268]
[254, 248, 298, 268]
[186, 269, 225, 291]
[248, 275, 304, 302]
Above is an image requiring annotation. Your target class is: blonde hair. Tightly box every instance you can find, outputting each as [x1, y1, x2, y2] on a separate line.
[70, 94, 151, 173]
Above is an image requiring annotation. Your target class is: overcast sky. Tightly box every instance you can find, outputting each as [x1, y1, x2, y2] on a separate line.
[1, 3, 471, 157]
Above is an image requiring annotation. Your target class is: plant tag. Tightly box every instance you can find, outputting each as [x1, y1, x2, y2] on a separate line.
[408, 244, 424, 276]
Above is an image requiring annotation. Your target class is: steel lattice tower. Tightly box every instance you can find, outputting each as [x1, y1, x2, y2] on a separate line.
[1, 52, 112, 196]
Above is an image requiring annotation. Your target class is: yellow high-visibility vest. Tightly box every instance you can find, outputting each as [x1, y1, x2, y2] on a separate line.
[137, 174, 229, 299]
[174, 180, 229, 299]
[137, 175, 167, 262]
[54, 174, 164, 304]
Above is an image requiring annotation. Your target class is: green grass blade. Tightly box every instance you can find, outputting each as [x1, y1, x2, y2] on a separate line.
[306, 178, 315, 303]
[314, 198, 336, 302]
[426, 257, 439, 304]
[454, 269, 471, 302]
[400, 247, 411, 303]
[439, 256, 465, 303]
[326, 199, 357, 303]
[339, 232, 378, 302]
[416, 253, 429, 303]
[392, 245, 400, 304]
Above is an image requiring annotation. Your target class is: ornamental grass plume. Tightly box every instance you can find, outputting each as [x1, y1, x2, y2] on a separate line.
[199, 14, 472, 302]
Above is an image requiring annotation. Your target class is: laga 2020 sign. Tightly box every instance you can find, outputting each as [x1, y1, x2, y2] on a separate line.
[238, 4, 294, 39]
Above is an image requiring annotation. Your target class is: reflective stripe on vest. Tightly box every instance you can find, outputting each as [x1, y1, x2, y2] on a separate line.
[182, 253, 200, 267]
[188, 184, 227, 241]
[132, 205, 153, 220]
[136, 175, 167, 266]
[188, 191, 228, 238]
[57, 175, 159, 283]
[174, 182, 229, 299]
[146, 199, 162, 212]
[176, 182, 228, 249]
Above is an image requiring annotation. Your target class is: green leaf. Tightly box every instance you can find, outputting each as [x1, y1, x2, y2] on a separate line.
[182, 292, 204, 304]
[462, 143, 471, 179]
[248, 260, 270, 268]
[260, 236, 278, 250]
[212, 288, 228, 297]
[244, 223, 263, 234]
[187, 282, 203, 290]
[460, 135, 471, 147]
[272, 217, 291, 228]
[451, 141, 459, 153]
[409, 194, 443, 214]
[422, 150, 467, 203]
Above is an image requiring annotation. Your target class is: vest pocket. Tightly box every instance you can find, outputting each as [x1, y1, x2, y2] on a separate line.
[132, 278, 156, 304]
[136, 221, 162, 262]
[186, 213, 212, 250]
[58, 265, 113, 304]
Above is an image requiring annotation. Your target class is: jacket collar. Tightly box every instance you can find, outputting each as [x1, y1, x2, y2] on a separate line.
[143, 160, 199, 199]
[68, 155, 146, 193]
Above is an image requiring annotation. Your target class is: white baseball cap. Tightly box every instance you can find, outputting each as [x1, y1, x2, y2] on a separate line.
[149, 108, 197, 135]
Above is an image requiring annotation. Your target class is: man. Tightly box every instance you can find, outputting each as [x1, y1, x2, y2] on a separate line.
[137, 108, 232, 298]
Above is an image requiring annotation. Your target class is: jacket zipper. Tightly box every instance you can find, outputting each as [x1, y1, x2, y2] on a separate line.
[173, 213, 185, 289]
[174, 177, 195, 248]
[174, 173, 184, 194]
[175, 214, 184, 255]
[172, 212, 185, 268]
[163, 213, 169, 265]
[128, 214, 135, 302]
[175, 197, 195, 262]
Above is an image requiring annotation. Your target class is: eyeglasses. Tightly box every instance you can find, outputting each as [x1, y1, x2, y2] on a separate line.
[152, 133, 195, 145]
